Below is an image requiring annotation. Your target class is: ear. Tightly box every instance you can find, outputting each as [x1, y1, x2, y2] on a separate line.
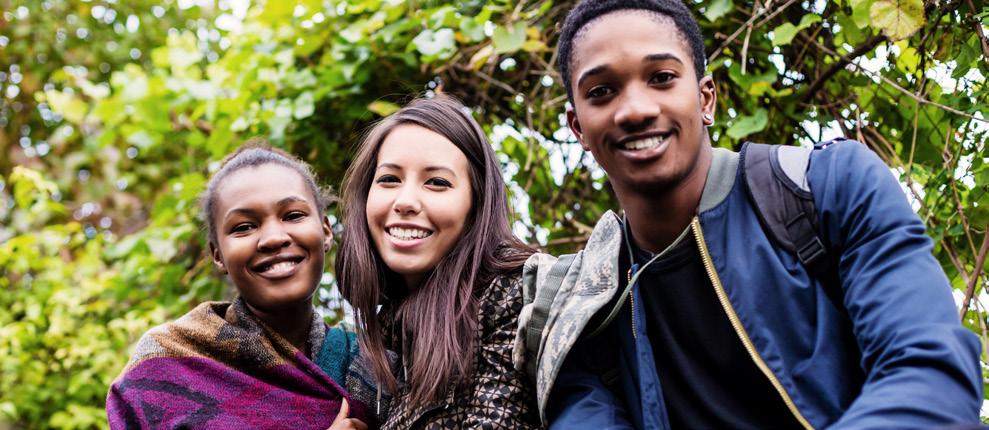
[699, 75, 717, 124]
[566, 106, 590, 151]
[209, 241, 227, 274]
[321, 215, 333, 253]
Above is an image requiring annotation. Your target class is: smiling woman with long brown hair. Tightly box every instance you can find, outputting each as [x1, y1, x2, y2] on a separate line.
[335, 95, 539, 428]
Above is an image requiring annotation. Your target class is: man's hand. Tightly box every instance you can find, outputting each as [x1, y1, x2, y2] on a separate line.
[327, 399, 367, 430]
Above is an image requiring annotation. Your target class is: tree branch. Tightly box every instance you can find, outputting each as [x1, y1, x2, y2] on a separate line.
[800, 35, 886, 103]
[708, 0, 800, 64]
[807, 38, 987, 122]
[964, 0, 989, 64]
[960, 229, 989, 320]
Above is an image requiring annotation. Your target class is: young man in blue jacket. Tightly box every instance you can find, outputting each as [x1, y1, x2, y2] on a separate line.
[513, 0, 983, 428]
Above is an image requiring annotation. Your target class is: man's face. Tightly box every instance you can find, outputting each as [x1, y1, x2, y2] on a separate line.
[567, 11, 716, 193]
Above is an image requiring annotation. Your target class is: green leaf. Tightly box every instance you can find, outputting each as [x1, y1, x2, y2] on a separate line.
[44, 90, 88, 124]
[368, 100, 400, 116]
[704, 0, 733, 22]
[293, 92, 315, 119]
[726, 109, 769, 139]
[261, 0, 294, 23]
[412, 28, 457, 59]
[870, 0, 925, 41]
[850, 0, 874, 29]
[772, 23, 800, 46]
[772, 15, 821, 46]
[459, 18, 486, 42]
[836, 12, 867, 45]
[948, 224, 966, 236]
[492, 22, 527, 54]
[894, 41, 920, 73]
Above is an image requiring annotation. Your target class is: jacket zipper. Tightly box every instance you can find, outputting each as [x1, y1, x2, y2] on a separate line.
[628, 268, 637, 340]
[690, 218, 814, 430]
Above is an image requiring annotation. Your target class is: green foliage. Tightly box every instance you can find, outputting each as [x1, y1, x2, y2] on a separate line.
[1, 0, 987, 428]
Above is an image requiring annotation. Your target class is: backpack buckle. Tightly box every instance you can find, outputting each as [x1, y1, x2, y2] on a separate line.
[797, 237, 828, 271]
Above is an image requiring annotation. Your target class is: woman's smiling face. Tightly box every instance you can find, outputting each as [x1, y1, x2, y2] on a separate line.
[210, 163, 332, 311]
[365, 124, 473, 288]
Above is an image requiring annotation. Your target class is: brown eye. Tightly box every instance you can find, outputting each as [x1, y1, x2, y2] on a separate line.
[375, 174, 400, 184]
[587, 85, 614, 99]
[650, 72, 675, 85]
[284, 211, 306, 221]
[425, 177, 452, 187]
[231, 223, 255, 234]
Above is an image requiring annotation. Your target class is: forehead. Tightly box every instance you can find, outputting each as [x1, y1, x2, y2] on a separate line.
[376, 124, 469, 169]
[571, 10, 694, 77]
[214, 163, 314, 211]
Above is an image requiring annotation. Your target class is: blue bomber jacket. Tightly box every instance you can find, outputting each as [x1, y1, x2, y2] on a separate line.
[514, 140, 982, 429]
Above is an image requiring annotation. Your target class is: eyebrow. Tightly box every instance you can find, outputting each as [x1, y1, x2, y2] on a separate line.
[223, 195, 309, 220]
[376, 163, 458, 178]
[576, 52, 686, 89]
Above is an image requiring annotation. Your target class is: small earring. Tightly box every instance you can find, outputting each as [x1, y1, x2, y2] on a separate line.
[703, 113, 714, 124]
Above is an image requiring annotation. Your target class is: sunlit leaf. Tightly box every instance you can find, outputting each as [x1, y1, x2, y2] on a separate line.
[492, 22, 526, 54]
[870, 0, 925, 41]
[726, 109, 769, 139]
[412, 28, 457, 59]
[368, 100, 400, 116]
[704, 0, 733, 22]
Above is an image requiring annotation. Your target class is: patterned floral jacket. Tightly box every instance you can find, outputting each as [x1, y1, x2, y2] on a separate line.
[380, 274, 541, 429]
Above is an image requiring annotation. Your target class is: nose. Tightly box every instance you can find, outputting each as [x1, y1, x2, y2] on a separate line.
[257, 221, 291, 252]
[392, 183, 422, 216]
[614, 86, 659, 131]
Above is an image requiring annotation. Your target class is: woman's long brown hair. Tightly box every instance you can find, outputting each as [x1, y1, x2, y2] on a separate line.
[335, 95, 533, 407]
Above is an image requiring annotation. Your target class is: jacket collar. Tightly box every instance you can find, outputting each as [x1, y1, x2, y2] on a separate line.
[699, 146, 740, 213]
[580, 147, 739, 290]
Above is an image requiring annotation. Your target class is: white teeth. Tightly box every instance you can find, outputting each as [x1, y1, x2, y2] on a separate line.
[622, 135, 666, 150]
[262, 260, 297, 273]
[388, 227, 432, 241]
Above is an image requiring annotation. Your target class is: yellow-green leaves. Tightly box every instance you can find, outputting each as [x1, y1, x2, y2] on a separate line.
[412, 28, 457, 59]
[870, 0, 925, 41]
[368, 100, 401, 117]
[850, 0, 874, 29]
[726, 108, 769, 139]
[704, 0, 734, 22]
[772, 15, 822, 46]
[493, 21, 527, 54]
[44, 90, 89, 125]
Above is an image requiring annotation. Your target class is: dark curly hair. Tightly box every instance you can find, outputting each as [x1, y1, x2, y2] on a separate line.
[557, 0, 707, 104]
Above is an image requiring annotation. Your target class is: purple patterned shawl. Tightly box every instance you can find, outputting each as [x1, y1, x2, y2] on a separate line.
[107, 299, 369, 429]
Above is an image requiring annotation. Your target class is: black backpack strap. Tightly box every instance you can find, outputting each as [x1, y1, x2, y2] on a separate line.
[524, 253, 576, 380]
[741, 142, 835, 280]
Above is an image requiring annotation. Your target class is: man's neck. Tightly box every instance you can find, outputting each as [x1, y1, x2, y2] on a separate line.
[617, 144, 713, 254]
[245, 300, 314, 354]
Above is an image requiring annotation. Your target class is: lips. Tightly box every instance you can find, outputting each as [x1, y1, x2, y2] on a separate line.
[387, 226, 433, 241]
[251, 254, 305, 278]
[610, 130, 677, 163]
[616, 130, 674, 151]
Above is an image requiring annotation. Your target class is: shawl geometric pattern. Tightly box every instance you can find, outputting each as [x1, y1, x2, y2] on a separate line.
[106, 298, 369, 429]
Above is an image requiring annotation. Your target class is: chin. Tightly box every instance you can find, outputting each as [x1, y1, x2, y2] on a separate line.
[245, 289, 316, 311]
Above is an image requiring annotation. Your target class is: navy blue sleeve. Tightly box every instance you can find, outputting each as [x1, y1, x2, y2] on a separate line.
[547, 351, 635, 429]
[810, 140, 983, 427]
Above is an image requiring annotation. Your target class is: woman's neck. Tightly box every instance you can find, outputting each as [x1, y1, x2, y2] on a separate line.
[244, 300, 314, 354]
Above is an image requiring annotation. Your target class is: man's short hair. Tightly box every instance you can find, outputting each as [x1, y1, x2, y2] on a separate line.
[557, 0, 707, 104]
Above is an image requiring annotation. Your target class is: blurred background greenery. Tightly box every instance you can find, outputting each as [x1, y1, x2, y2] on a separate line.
[0, 0, 987, 427]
